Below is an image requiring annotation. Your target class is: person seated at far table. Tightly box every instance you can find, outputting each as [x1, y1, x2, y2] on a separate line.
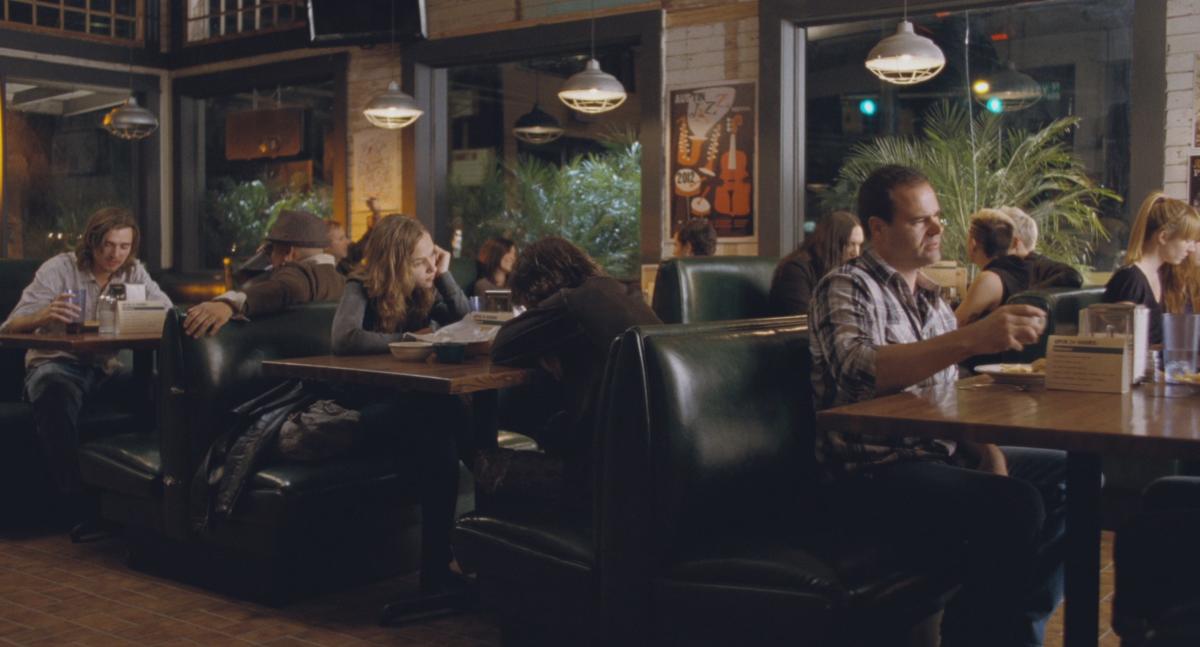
[1103, 193, 1200, 346]
[673, 217, 717, 257]
[1002, 206, 1083, 289]
[329, 213, 471, 594]
[0, 207, 171, 519]
[769, 210, 863, 316]
[325, 218, 353, 275]
[956, 208, 1029, 327]
[185, 210, 345, 338]
[809, 164, 1065, 647]
[488, 237, 661, 510]
[472, 237, 516, 296]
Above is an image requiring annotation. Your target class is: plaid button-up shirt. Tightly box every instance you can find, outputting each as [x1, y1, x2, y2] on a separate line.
[809, 249, 959, 476]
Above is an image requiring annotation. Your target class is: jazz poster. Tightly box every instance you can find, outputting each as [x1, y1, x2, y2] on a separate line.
[669, 82, 755, 239]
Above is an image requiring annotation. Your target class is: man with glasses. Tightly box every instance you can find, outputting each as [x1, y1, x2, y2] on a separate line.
[185, 210, 345, 337]
[809, 165, 1065, 647]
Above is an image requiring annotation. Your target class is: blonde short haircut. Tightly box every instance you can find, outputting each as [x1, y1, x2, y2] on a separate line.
[1000, 206, 1037, 251]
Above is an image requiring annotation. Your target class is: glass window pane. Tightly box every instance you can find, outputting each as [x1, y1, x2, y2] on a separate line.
[64, 9, 85, 31]
[277, 4, 292, 23]
[114, 18, 134, 39]
[260, 7, 275, 30]
[189, 79, 336, 269]
[90, 0, 111, 13]
[65, 0, 86, 9]
[36, 6, 60, 28]
[804, 0, 1132, 271]
[115, 0, 135, 16]
[3, 80, 135, 259]
[8, 2, 33, 25]
[89, 14, 111, 36]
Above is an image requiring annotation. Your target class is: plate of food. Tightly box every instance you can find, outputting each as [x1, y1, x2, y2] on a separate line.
[975, 358, 1047, 386]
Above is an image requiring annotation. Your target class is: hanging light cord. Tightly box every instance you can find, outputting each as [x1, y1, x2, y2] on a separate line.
[964, 10, 978, 212]
[590, 0, 596, 60]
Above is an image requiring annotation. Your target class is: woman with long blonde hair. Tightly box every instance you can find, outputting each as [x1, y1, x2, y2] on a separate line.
[330, 213, 471, 593]
[1103, 193, 1200, 344]
[1163, 250, 1200, 314]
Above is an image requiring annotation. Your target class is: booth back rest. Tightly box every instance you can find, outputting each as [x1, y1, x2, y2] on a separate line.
[651, 257, 779, 324]
[0, 259, 45, 400]
[640, 324, 815, 541]
[157, 302, 338, 536]
[1003, 287, 1105, 363]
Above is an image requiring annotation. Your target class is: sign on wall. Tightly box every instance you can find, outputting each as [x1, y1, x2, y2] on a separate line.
[668, 81, 755, 239]
[1190, 156, 1200, 208]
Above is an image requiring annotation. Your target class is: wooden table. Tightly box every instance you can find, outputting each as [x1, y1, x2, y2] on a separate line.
[262, 352, 536, 623]
[261, 353, 535, 395]
[0, 331, 161, 352]
[817, 376, 1200, 647]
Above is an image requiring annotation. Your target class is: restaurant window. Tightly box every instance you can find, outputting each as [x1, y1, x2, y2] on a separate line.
[444, 50, 641, 279]
[804, 0, 1132, 270]
[185, 79, 335, 270]
[1, 78, 138, 259]
[1, 0, 142, 43]
[184, 0, 304, 44]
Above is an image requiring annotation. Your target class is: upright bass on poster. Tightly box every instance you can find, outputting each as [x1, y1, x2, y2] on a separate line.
[669, 82, 755, 239]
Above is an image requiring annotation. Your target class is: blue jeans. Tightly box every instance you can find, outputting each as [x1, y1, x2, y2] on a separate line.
[23, 360, 109, 495]
[828, 447, 1066, 647]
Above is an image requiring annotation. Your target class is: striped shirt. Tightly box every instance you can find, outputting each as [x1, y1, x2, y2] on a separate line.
[808, 248, 959, 476]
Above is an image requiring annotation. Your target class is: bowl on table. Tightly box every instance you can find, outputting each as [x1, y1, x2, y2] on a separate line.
[388, 341, 434, 361]
[974, 362, 1046, 387]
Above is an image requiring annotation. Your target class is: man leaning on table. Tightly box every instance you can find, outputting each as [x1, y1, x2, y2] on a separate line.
[184, 209, 345, 338]
[809, 164, 1066, 647]
[0, 207, 171, 518]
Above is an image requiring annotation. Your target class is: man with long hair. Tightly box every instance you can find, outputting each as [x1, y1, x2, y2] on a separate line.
[1, 207, 171, 514]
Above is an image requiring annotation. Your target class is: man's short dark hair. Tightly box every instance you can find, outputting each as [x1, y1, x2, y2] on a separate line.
[676, 218, 717, 256]
[857, 165, 930, 228]
[508, 237, 603, 307]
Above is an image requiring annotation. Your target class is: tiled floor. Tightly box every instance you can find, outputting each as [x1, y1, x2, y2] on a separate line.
[0, 528, 1116, 646]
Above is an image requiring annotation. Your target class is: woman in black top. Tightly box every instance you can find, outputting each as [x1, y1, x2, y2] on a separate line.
[769, 211, 864, 316]
[957, 209, 1030, 327]
[330, 214, 472, 594]
[472, 237, 516, 296]
[1104, 193, 1200, 345]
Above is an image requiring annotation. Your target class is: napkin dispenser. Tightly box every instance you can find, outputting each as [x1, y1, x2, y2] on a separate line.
[1078, 303, 1149, 381]
[116, 301, 168, 334]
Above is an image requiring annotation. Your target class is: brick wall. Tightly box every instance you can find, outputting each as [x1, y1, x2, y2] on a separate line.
[1165, 0, 1200, 199]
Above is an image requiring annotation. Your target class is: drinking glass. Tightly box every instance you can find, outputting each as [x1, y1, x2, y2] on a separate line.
[1161, 313, 1200, 383]
[467, 296, 483, 313]
[62, 289, 84, 334]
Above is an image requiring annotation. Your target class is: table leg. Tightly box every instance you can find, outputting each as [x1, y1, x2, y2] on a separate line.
[1064, 451, 1102, 647]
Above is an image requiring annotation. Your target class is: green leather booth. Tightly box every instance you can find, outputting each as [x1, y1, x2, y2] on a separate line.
[77, 303, 460, 597]
[651, 256, 779, 324]
[455, 316, 963, 644]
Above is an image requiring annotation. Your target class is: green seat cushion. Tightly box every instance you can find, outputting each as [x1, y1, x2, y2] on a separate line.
[78, 432, 162, 499]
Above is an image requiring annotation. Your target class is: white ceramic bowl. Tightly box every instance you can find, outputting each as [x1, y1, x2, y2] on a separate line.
[388, 341, 434, 361]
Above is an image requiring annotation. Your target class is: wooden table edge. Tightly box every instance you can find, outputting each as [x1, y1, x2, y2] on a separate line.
[261, 356, 535, 395]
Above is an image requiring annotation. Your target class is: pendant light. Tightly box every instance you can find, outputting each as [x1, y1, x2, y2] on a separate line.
[363, 0, 422, 129]
[973, 61, 1042, 112]
[513, 67, 564, 145]
[864, 1, 946, 86]
[103, 41, 158, 140]
[558, 0, 627, 114]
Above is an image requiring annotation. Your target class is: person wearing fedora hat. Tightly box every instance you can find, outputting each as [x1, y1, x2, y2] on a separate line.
[185, 209, 346, 337]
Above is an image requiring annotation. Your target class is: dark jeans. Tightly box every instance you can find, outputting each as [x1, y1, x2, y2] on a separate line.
[23, 360, 111, 496]
[352, 389, 473, 591]
[827, 447, 1066, 647]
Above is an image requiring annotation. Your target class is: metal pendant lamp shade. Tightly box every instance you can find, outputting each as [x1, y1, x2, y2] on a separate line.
[977, 62, 1042, 111]
[865, 20, 946, 86]
[102, 96, 159, 140]
[513, 103, 565, 144]
[363, 81, 423, 129]
[558, 58, 627, 114]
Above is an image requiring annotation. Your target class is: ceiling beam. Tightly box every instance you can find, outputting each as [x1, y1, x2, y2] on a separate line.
[11, 86, 76, 107]
[62, 94, 126, 117]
